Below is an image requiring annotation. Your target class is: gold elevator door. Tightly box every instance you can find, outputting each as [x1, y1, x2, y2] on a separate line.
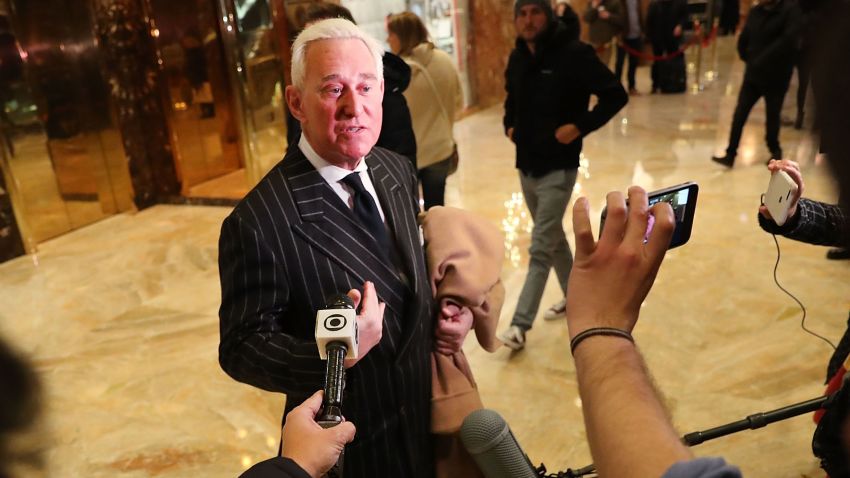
[0, 1, 133, 247]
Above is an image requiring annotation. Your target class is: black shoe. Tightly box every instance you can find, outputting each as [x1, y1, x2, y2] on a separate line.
[711, 155, 734, 168]
[826, 248, 850, 260]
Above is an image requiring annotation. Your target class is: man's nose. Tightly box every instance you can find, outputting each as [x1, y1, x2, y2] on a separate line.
[338, 88, 364, 117]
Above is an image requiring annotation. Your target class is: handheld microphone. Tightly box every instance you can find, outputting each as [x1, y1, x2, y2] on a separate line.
[460, 409, 539, 478]
[315, 294, 358, 428]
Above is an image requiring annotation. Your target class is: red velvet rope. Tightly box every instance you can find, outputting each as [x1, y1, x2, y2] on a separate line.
[597, 23, 719, 61]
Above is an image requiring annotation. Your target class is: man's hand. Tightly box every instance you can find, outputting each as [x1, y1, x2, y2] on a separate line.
[282, 390, 356, 478]
[599, 9, 611, 19]
[565, 187, 675, 339]
[506, 127, 515, 143]
[434, 299, 474, 355]
[555, 124, 581, 145]
[344, 281, 384, 368]
[673, 25, 683, 37]
[760, 159, 804, 222]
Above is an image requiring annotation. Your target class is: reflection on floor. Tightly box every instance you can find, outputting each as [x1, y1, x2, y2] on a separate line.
[5, 127, 131, 243]
[1, 37, 848, 477]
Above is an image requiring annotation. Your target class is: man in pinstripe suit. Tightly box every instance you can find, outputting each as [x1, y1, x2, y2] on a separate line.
[218, 19, 471, 478]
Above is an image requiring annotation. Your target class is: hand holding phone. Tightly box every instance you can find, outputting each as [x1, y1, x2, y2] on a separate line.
[760, 160, 803, 226]
[567, 187, 676, 339]
[600, 182, 699, 249]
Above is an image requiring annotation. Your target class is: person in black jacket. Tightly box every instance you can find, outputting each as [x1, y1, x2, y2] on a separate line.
[555, 1, 582, 42]
[284, 3, 417, 167]
[646, 0, 689, 93]
[499, 0, 628, 350]
[711, 0, 801, 167]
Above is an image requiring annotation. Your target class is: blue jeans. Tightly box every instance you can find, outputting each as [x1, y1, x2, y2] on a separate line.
[511, 168, 578, 331]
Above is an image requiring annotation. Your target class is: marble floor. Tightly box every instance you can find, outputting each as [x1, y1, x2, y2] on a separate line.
[1, 36, 848, 477]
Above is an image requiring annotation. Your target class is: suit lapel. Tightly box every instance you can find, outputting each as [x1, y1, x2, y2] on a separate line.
[366, 150, 433, 358]
[283, 148, 409, 317]
[366, 151, 424, 298]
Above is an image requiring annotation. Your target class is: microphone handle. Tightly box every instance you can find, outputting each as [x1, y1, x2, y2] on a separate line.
[316, 343, 348, 478]
[317, 342, 347, 426]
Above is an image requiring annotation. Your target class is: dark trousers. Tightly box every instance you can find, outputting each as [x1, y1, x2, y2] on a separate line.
[615, 37, 643, 90]
[796, 54, 811, 122]
[418, 158, 451, 210]
[650, 37, 681, 90]
[725, 78, 787, 160]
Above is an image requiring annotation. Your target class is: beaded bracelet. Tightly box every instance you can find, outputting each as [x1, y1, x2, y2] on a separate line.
[570, 327, 635, 356]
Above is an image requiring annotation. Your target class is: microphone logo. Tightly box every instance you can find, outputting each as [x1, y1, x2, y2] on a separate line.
[324, 314, 347, 331]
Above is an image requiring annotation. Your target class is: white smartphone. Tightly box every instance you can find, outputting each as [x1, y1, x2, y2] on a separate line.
[763, 170, 798, 226]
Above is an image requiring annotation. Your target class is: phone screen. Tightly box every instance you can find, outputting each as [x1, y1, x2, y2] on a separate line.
[648, 187, 693, 248]
[600, 182, 698, 249]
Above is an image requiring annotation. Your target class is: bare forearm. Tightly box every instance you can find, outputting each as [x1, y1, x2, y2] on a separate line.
[574, 337, 692, 478]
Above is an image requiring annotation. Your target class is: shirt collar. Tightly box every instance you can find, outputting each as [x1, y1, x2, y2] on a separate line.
[299, 134, 368, 185]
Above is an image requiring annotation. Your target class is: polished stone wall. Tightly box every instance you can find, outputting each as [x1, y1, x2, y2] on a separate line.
[468, 0, 516, 109]
[94, 0, 181, 209]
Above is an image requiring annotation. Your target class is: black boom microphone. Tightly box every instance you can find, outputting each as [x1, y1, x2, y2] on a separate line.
[460, 409, 539, 478]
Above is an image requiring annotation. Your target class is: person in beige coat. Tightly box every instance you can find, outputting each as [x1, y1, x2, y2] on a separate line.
[387, 12, 463, 210]
[420, 206, 505, 478]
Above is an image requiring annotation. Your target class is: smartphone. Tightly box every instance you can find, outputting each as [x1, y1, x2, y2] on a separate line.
[599, 182, 699, 249]
[762, 170, 797, 226]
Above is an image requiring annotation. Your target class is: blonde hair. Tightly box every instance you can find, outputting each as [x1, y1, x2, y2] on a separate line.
[290, 18, 384, 90]
[386, 12, 430, 57]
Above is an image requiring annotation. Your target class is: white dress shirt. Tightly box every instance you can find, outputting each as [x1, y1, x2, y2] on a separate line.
[299, 135, 387, 223]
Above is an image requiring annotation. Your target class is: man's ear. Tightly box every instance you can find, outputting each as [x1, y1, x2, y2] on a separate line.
[285, 85, 305, 122]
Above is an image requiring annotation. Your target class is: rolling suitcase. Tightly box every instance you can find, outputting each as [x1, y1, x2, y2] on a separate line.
[658, 54, 687, 93]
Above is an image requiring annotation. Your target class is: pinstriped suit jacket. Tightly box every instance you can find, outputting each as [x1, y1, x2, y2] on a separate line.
[218, 146, 435, 478]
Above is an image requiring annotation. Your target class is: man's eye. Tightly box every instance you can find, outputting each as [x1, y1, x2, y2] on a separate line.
[362, 85, 372, 93]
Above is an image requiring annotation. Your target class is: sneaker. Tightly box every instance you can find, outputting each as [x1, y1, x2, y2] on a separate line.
[543, 298, 567, 320]
[499, 325, 526, 351]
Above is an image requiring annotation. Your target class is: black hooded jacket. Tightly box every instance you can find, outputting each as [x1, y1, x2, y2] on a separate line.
[503, 21, 628, 176]
[286, 52, 417, 165]
[737, 0, 802, 88]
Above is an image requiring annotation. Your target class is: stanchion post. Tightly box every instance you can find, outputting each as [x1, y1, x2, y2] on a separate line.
[690, 21, 704, 93]
[708, 17, 720, 83]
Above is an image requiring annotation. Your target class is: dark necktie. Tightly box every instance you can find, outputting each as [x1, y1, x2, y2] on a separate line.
[341, 172, 391, 256]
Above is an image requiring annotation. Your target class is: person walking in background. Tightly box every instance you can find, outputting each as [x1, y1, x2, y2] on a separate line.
[500, 0, 627, 350]
[555, 1, 581, 42]
[646, 0, 689, 93]
[583, 0, 624, 67]
[711, 0, 801, 167]
[387, 12, 462, 210]
[614, 0, 646, 94]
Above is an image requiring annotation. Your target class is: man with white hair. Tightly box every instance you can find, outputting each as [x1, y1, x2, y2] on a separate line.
[218, 19, 470, 478]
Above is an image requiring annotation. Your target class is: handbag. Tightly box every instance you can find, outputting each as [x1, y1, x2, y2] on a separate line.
[407, 58, 459, 175]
